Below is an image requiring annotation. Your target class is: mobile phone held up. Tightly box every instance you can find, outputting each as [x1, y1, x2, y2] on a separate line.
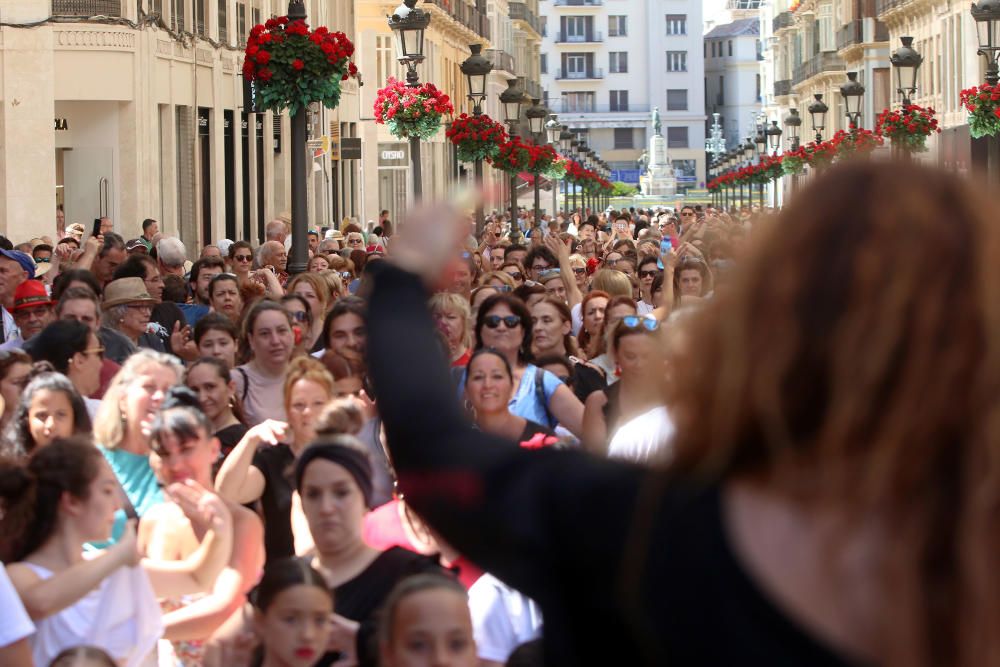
[92, 218, 103, 238]
[657, 237, 673, 270]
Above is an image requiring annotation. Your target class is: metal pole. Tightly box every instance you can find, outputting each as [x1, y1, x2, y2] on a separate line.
[473, 105, 485, 236]
[988, 62, 1000, 188]
[552, 176, 558, 218]
[533, 177, 541, 229]
[287, 0, 309, 275]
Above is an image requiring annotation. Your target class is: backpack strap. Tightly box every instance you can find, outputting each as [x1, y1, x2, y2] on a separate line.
[535, 366, 555, 428]
[236, 367, 250, 403]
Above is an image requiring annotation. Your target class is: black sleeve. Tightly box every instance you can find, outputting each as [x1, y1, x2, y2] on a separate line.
[367, 262, 646, 602]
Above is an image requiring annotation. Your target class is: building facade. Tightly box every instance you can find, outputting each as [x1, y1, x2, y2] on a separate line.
[1, 0, 363, 249]
[704, 17, 763, 149]
[538, 0, 706, 191]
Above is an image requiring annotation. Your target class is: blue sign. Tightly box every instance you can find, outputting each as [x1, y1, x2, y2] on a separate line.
[611, 169, 641, 184]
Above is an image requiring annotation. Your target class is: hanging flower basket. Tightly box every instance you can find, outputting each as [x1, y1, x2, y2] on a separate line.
[490, 136, 556, 175]
[243, 16, 359, 115]
[543, 156, 568, 180]
[960, 83, 1000, 138]
[831, 128, 883, 160]
[875, 105, 940, 152]
[374, 77, 454, 140]
[445, 113, 507, 162]
[781, 149, 807, 176]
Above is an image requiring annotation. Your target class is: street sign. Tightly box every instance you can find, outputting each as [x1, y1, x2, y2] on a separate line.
[341, 137, 362, 161]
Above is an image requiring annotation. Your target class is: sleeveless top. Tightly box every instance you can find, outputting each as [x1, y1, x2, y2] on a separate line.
[24, 561, 162, 667]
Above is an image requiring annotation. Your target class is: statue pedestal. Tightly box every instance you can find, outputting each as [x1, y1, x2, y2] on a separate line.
[642, 135, 676, 196]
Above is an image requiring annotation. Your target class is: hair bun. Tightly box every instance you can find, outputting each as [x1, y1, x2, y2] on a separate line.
[161, 385, 202, 412]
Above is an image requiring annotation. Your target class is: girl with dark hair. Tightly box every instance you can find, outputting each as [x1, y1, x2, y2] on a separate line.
[2, 372, 92, 459]
[227, 240, 254, 286]
[194, 313, 239, 369]
[470, 294, 583, 436]
[0, 349, 32, 431]
[185, 357, 248, 459]
[28, 319, 104, 409]
[379, 574, 477, 667]
[319, 296, 367, 369]
[250, 558, 333, 667]
[233, 300, 295, 423]
[577, 290, 610, 359]
[143, 388, 263, 666]
[586, 295, 638, 383]
[0, 437, 233, 667]
[49, 645, 118, 667]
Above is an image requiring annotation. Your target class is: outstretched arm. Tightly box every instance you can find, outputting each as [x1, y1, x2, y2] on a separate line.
[368, 255, 643, 600]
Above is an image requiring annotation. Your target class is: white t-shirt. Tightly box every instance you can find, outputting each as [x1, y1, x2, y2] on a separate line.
[571, 302, 583, 336]
[468, 574, 543, 663]
[607, 406, 674, 463]
[0, 564, 34, 647]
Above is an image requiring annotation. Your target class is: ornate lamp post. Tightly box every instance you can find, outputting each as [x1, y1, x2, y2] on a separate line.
[808, 93, 828, 143]
[766, 120, 782, 207]
[569, 138, 580, 214]
[558, 125, 572, 212]
[890, 36, 923, 106]
[387, 0, 431, 200]
[741, 139, 753, 209]
[545, 114, 561, 218]
[840, 71, 865, 129]
[459, 44, 493, 235]
[287, 0, 310, 274]
[784, 108, 802, 194]
[973, 0, 1000, 181]
[499, 79, 525, 225]
[525, 98, 548, 227]
[754, 125, 767, 209]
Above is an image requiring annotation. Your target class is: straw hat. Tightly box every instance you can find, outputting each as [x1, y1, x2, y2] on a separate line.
[102, 277, 156, 310]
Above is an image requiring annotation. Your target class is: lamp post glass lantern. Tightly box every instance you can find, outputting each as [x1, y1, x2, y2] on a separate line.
[890, 36, 923, 105]
[766, 120, 783, 153]
[973, 0, 1000, 85]
[783, 108, 801, 149]
[840, 71, 865, 128]
[388, 0, 431, 202]
[808, 93, 828, 142]
[459, 43, 493, 235]
[524, 99, 548, 225]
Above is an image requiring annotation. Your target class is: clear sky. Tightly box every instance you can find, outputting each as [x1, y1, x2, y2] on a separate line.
[703, 0, 729, 31]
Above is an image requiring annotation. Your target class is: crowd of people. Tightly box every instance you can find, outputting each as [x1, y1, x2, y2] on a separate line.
[0, 159, 988, 667]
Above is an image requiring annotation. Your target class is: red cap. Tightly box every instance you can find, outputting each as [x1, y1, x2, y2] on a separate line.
[13, 280, 53, 311]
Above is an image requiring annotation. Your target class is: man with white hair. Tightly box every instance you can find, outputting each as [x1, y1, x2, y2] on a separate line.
[265, 219, 288, 245]
[156, 236, 187, 279]
[258, 240, 288, 286]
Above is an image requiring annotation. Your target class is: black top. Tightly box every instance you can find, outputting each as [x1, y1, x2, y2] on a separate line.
[367, 262, 859, 667]
[519, 420, 554, 443]
[216, 423, 249, 457]
[307, 547, 445, 667]
[251, 443, 295, 563]
[570, 361, 605, 402]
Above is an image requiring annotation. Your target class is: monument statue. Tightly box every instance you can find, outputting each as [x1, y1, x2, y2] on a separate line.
[639, 106, 676, 197]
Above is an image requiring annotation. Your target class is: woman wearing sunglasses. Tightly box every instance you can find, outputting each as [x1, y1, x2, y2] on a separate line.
[280, 294, 314, 357]
[227, 241, 254, 286]
[500, 261, 526, 288]
[581, 314, 672, 457]
[636, 256, 662, 316]
[470, 294, 584, 437]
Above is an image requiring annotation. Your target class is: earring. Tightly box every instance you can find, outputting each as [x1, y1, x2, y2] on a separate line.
[614, 364, 622, 377]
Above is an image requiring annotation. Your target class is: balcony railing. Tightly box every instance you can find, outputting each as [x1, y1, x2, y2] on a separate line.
[876, 0, 907, 16]
[547, 102, 652, 113]
[836, 18, 889, 51]
[485, 48, 516, 74]
[524, 79, 545, 100]
[554, 0, 604, 5]
[509, 2, 543, 35]
[425, 0, 492, 39]
[772, 11, 793, 32]
[52, 0, 122, 15]
[555, 30, 603, 43]
[554, 67, 604, 79]
[774, 79, 792, 97]
[792, 52, 844, 86]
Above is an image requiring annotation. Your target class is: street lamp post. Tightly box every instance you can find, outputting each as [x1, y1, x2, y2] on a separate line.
[459, 44, 493, 236]
[546, 114, 561, 219]
[741, 139, 753, 209]
[766, 120, 782, 208]
[840, 71, 865, 129]
[387, 0, 431, 201]
[525, 98, 547, 227]
[972, 0, 1000, 183]
[890, 36, 923, 107]
[559, 125, 572, 212]
[784, 108, 801, 194]
[499, 79, 524, 228]
[754, 126, 767, 209]
[287, 0, 309, 274]
[808, 93, 828, 143]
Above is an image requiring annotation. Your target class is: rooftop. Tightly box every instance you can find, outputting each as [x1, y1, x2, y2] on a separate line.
[704, 17, 760, 39]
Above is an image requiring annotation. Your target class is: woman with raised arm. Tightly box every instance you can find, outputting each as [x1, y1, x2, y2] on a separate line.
[366, 162, 999, 667]
[0, 437, 233, 667]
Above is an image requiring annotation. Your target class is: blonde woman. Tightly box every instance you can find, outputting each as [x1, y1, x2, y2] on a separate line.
[571, 269, 633, 336]
[92, 349, 184, 542]
[429, 293, 473, 367]
[317, 269, 345, 307]
[477, 271, 516, 293]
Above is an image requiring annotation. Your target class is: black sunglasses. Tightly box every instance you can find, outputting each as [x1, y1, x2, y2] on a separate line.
[506, 271, 523, 280]
[572, 267, 586, 275]
[484, 314, 521, 329]
[639, 269, 661, 279]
